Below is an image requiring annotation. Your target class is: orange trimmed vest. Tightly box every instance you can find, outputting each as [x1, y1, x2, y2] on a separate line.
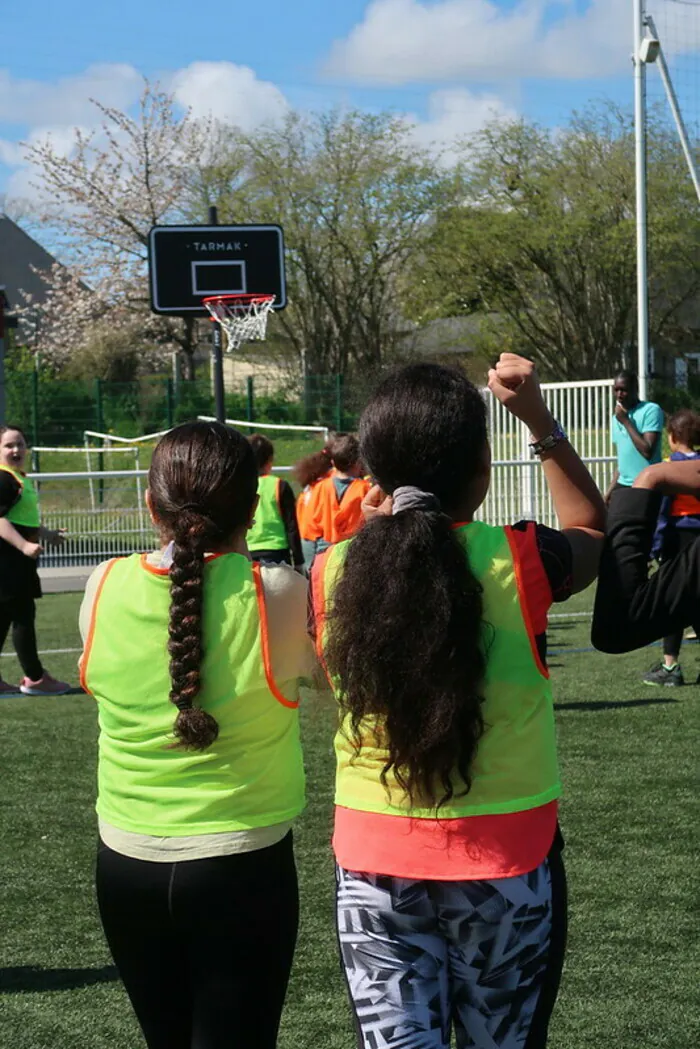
[316, 521, 559, 820]
[81, 552, 305, 836]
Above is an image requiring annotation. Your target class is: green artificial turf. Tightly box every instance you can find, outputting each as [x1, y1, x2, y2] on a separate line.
[1, 592, 698, 1048]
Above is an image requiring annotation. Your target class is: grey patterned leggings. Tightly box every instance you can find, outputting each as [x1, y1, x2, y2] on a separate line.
[336, 843, 567, 1049]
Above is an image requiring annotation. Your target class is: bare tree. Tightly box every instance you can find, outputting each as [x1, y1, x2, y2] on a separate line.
[22, 81, 210, 378]
[191, 111, 455, 376]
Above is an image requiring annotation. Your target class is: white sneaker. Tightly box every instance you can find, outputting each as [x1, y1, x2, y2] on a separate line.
[19, 673, 72, 695]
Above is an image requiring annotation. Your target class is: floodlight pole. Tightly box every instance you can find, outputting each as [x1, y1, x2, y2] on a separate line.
[208, 206, 226, 424]
[634, 0, 651, 401]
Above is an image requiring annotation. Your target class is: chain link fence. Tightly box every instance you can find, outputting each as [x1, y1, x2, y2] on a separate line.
[5, 371, 372, 455]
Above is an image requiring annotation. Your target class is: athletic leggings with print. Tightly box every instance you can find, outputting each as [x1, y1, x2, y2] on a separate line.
[336, 836, 567, 1049]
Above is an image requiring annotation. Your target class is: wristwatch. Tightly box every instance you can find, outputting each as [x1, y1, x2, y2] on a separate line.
[529, 421, 568, 457]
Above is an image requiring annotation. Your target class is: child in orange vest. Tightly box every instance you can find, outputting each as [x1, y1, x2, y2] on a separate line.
[643, 408, 700, 686]
[304, 434, 370, 558]
[293, 444, 332, 570]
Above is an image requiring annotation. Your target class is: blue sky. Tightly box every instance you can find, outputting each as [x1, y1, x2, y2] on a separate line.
[0, 0, 690, 202]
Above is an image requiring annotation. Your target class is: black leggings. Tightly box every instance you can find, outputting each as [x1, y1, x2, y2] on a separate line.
[96, 832, 299, 1049]
[0, 595, 43, 680]
[662, 528, 700, 658]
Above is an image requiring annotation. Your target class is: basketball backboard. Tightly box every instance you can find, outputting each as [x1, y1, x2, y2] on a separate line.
[148, 224, 286, 316]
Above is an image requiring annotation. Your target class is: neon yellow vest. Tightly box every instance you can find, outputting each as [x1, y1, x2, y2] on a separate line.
[247, 474, 288, 552]
[0, 466, 40, 527]
[82, 552, 306, 835]
[319, 521, 560, 818]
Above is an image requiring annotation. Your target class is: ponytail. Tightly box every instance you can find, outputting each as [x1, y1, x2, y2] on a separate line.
[325, 506, 487, 809]
[323, 362, 491, 810]
[167, 512, 219, 750]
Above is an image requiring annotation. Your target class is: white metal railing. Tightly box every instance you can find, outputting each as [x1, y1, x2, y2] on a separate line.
[34, 379, 615, 562]
[479, 378, 615, 527]
[197, 416, 330, 437]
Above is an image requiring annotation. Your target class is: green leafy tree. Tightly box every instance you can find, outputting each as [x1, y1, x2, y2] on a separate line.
[413, 105, 700, 380]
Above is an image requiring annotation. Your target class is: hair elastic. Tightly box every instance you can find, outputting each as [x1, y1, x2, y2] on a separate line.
[392, 486, 441, 515]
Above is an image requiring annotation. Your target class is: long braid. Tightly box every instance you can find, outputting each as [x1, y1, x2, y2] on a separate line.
[148, 421, 258, 752]
[167, 513, 219, 750]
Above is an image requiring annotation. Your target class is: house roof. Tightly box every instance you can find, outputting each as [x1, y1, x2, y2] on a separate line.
[0, 214, 62, 311]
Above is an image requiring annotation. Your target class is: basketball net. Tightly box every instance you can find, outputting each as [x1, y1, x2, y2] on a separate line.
[202, 293, 276, 352]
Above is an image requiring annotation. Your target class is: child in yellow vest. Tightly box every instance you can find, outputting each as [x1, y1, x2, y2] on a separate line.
[80, 421, 315, 1049]
[246, 433, 303, 569]
[312, 356, 605, 1049]
[0, 424, 69, 694]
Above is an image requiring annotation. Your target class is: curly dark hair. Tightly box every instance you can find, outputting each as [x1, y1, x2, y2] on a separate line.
[323, 363, 490, 810]
[294, 446, 332, 488]
[668, 409, 700, 449]
[148, 421, 258, 751]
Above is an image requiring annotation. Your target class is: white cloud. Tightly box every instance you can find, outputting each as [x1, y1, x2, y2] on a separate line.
[325, 0, 698, 84]
[0, 65, 142, 126]
[409, 89, 517, 164]
[0, 61, 292, 202]
[170, 62, 289, 129]
[0, 139, 23, 166]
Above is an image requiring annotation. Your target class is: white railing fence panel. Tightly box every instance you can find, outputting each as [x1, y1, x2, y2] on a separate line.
[478, 378, 615, 529]
[35, 379, 615, 564]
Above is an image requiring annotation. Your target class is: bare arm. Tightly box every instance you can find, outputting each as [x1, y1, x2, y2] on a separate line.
[488, 355, 605, 594]
[615, 405, 660, 460]
[0, 517, 41, 558]
[634, 458, 700, 495]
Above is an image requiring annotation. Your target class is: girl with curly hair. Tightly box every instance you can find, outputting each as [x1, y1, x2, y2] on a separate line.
[313, 355, 605, 1049]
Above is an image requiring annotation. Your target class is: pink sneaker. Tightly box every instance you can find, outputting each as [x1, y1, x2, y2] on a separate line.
[0, 678, 20, 694]
[19, 673, 72, 696]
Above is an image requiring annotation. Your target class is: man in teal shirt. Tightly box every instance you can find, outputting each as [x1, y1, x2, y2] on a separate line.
[606, 370, 664, 500]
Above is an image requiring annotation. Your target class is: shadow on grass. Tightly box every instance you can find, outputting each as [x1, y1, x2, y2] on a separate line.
[554, 697, 679, 712]
[0, 965, 119, 993]
[0, 687, 85, 699]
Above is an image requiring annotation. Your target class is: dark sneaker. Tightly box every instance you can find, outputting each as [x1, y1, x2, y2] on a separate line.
[642, 663, 684, 687]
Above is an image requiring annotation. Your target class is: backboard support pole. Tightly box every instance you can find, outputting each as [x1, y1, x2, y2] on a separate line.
[208, 206, 226, 424]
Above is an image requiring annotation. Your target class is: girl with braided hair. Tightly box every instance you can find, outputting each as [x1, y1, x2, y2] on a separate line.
[79, 421, 314, 1049]
[313, 356, 605, 1049]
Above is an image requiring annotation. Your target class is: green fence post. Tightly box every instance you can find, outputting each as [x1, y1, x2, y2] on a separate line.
[335, 374, 344, 431]
[304, 370, 314, 424]
[31, 371, 40, 473]
[95, 378, 104, 505]
[166, 378, 175, 430]
[246, 377, 255, 422]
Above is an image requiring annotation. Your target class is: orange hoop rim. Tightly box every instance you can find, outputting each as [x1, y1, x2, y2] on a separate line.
[202, 293, 275, 308]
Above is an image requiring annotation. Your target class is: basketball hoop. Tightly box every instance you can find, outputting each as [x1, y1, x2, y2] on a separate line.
[202, 293, 276, 352]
